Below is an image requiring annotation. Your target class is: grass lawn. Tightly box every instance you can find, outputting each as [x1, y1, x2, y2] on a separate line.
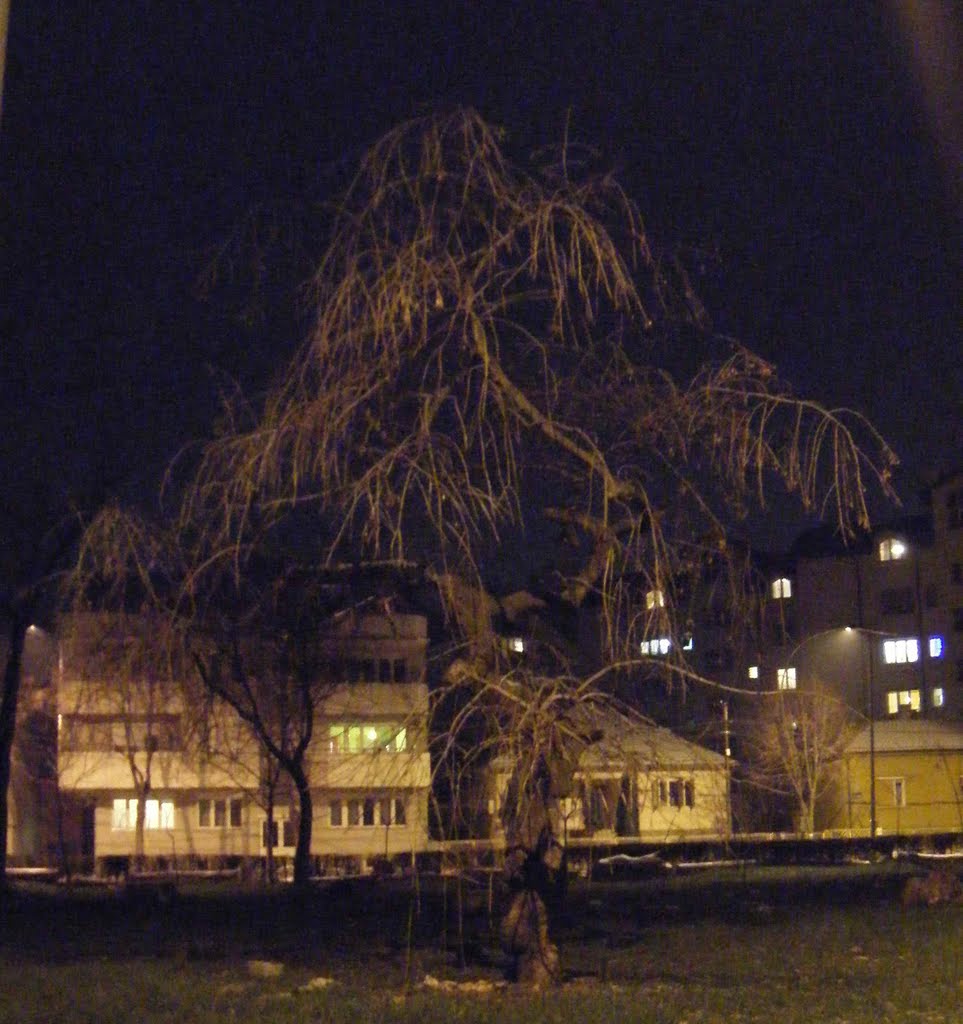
[0, 864, 960, 1023]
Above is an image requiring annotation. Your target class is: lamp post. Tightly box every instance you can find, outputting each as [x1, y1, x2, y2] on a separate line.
[854, 628, 877, 838]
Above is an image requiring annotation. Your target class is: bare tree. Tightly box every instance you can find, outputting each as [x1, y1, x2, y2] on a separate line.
[71, 109, 894, 962]
[189, 111, 891, 796]
[745, 685, 861, 835]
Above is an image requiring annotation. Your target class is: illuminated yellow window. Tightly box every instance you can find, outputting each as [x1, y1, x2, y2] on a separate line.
[879, 538, 907, 562]
[777, 667, 796, 690]
[771, 578, 792, 599]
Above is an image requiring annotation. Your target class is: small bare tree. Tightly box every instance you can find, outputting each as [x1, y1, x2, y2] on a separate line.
[745, 685, 861, 835]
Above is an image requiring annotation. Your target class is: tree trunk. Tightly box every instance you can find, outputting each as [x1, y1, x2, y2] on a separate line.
[0, 614, 27, 884]
[292, 772, 313, 887]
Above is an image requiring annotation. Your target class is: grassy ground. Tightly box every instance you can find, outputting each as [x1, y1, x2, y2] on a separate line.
[0, 864, 959, 1023]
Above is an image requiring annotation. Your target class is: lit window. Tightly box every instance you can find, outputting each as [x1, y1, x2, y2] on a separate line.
[646, 589, 665, 610]
[771, 578, 792, 599]
[929, 636, 944, 658]
[883, 638, 919, 664]
[682, 635, 694, 651]
[112, 799, 135, 831]
[879, 538, 907, 562]
[777, 667, 797, 690]
[508, 637, 526, 653]
[112, 798, 173, 830]
[144, 800, 160, 830]
[748, 665, 759, 680]
[887, 689, 921, 714]
[932, 688, 945, 708]
[328, 722, 407, 752]
[640, 637, 671, 656]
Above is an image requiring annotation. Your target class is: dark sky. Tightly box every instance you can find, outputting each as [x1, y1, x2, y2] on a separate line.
[1, 2, 960, 546]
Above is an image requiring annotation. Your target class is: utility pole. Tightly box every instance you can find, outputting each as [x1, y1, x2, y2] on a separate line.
[0, 0, 9, 126]
[854, 555, 876, 838]
[722, 699, 732, 839]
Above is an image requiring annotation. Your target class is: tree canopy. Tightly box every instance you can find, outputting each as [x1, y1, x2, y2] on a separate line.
[69, 108, 897, 891]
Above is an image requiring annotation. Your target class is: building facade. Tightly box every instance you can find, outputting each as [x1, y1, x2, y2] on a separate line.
[486, 714, 731, 844]
[57, 611, 431, 874]
[743, 470, 963, 723]
[820, 719, 963, 836]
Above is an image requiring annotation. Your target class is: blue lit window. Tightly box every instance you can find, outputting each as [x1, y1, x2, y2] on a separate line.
[929, 636, 944, 658]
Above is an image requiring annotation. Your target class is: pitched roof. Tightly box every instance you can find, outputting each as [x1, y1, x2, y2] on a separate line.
[576, 706, 728, 771]
[846, 719, 963, 754]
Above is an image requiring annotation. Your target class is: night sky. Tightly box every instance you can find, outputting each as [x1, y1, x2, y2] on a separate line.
[1, 2, 960, 549]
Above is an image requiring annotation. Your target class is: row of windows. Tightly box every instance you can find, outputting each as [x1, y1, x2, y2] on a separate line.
[748, 665, 813, 690]
[112, 795, 412, 834]
[324, 658, 412, 683]
[639, 636, 693, 657]
[62, 716, 410, 756]
[112, 798, 175, 831]
[883, 636, 947, 664]
[651, 778, 696, 809]
[326, 723, 407, 753]
[885, 688, 944, 715]
[198, 797, 243, 829]
[62, 716, 181, 753]
[329, 797, 407, 827]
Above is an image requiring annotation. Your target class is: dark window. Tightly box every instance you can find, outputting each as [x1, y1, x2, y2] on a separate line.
[213, 799, 226, 827]
[330, 800, 342, 827]
[948, 490, 963, 529]
[198, 799, 211, 827]
[925, 584, 940, 608]
[393, 798, 406, 826]
[378, 659, 392, 682]
[229, 799, 242, 828]
[954, 608, 963, 632]
[347, 800, 361, 826]
[379, 798, 392, 826]
[880, 586, 914, 615]
[668, 780, 683, 808]
[392, 659, 407, 682]
[684, 781, 695, 808]
[262, 820, 279, 847]
[952, 562, 963, 585]
[282, 820, 296, 847]
[363, 798, 376, 826]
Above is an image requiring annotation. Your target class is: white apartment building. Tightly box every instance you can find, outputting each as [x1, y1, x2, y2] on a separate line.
[57, 610, 431, 874]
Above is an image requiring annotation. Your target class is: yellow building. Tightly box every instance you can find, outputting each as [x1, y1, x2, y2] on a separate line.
[824, 720, 963, 836]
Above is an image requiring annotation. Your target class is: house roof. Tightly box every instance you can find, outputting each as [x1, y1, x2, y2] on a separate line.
[575, 707, 728, 771]
[846, 719, 963, 755]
